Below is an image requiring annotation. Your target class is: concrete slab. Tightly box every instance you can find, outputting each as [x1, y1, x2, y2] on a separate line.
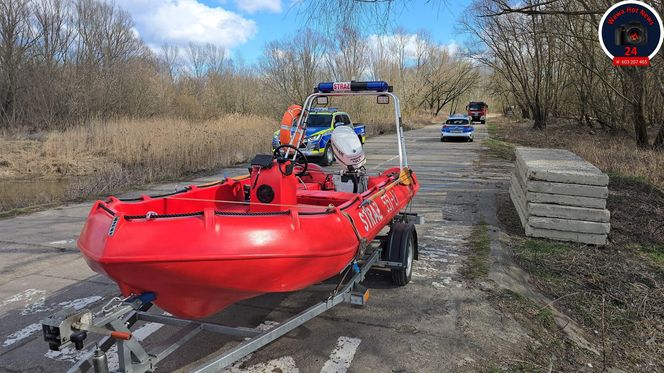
[526, 190, 606, 209]
[510, 173, 606, 209]
[528, 216, 610, 235]
[509, 185, 527, 229]
[524, 177, 609, 199]
[515, 147, 609, 186]
[528, 202, 610, 223]
[525, 226, 607, 245]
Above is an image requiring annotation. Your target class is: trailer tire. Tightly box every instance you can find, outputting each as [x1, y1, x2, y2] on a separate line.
[481, 120, 486, 124]
[387, 223, 417, 286]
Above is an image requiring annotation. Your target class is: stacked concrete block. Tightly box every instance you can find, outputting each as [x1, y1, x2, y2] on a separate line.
[510, 147, 610, 245]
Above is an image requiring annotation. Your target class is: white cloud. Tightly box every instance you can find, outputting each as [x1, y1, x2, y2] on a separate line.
[235, 0, 282, 13]
[367, 33, 461, 60]
[366, 33, 425, 61]
[446, 41, 459, 56]
[117, 0, 257, 48]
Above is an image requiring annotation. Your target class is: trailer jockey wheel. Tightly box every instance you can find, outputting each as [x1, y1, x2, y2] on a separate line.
[386, 223, 418, 286]
[273, 144, 308, 176]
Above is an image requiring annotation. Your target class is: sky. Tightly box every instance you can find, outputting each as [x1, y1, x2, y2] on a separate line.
[115, 0, 473, 63]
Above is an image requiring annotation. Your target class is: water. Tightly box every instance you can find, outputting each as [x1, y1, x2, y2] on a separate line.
[0, 178, 71, 213]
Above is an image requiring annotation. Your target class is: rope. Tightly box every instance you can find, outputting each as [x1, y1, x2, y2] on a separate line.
[166, 196, 309, 209]
[124, 211, 204, 220]
[215, 210, 290, 217]
[99, 204, 116, 216]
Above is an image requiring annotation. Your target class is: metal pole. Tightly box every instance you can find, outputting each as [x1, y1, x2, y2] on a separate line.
[389, 93, 406, 170]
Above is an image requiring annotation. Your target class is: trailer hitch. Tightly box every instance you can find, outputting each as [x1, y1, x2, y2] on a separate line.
[41, 292, 154, 351]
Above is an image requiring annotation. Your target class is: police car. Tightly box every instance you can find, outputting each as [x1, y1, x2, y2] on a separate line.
[441, 114, 474, 142]
[273, 108, 366, 166]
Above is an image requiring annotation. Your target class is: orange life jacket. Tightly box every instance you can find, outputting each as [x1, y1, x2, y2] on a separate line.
[279, 105, 303, 147]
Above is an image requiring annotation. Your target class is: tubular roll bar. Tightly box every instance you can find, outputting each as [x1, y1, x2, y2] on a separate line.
[289, 91, 408, 170]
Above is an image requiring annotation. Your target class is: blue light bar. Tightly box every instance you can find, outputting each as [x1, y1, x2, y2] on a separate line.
[317, 81, 391, 93]
[318, 82, 335, 92]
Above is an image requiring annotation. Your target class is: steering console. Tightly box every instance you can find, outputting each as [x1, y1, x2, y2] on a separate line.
[273, 144, 309, 177]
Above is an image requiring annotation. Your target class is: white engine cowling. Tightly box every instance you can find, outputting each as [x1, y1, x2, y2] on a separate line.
[331, 126, 366, 169]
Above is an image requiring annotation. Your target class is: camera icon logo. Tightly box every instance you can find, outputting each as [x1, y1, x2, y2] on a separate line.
[615, 21, 647, 46]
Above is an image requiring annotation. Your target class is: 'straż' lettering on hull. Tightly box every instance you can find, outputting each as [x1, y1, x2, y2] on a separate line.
[359, 190, 399, 232]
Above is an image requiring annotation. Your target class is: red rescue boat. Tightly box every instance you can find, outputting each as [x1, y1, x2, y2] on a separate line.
[78, 81, 418, 319]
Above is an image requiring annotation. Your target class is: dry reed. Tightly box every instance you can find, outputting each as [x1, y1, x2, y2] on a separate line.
[43, 114, 274, 181]
[0, 115, 274, 211]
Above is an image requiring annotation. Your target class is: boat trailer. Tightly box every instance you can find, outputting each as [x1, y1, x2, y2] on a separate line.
[40, 214, 422, 373]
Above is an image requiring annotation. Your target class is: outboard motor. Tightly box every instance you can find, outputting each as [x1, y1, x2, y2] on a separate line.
[331, 126, 368, 193]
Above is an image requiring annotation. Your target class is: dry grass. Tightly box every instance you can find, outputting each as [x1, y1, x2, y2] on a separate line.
[46, 114, 273, 179]
[0, 111, 431, 214]
[488, 119, 664, 371]
[494, 190, 664, 372]
[492, 117, 664, 191]
[3, 115, 272, 179]
[0, 115, 274, 212]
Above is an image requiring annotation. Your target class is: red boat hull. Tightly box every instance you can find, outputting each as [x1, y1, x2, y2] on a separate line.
[78, 166, 418, 318]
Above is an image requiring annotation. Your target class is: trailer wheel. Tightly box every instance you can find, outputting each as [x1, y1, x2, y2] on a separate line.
[387, 223, 417, 286]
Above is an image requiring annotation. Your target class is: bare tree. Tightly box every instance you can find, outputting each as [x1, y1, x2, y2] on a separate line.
[259, 28, 326, 105]
[465, 0, 567, 129]
[159, 44, 180, 82]
[325, 25, 368, 80]
[0, 0, 37, 126]
[417, 42, 479, 116]
[471, 0, 664, 148]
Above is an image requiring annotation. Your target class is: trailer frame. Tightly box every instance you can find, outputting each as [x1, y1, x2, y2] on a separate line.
[42, 241, 405, 373]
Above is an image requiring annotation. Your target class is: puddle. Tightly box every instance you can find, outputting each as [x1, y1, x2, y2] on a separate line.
[0, 178, 70, 212]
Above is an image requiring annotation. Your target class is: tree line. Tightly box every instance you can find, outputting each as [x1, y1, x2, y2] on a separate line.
[0, 0, 479, 132]
[465, 0, 664, 148]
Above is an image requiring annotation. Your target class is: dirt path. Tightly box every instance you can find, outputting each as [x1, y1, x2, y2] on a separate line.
[0, 124, 538, 372]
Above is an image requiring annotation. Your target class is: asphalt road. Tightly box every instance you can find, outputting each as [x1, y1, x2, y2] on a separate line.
[0, 124, 522, 372]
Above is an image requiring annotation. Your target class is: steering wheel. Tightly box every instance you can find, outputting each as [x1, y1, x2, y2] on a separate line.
[273, 144, 308, 177]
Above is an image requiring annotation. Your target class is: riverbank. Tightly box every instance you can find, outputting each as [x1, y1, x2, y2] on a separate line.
[1, 115, 427, 216]
[0, 115, 275, 215]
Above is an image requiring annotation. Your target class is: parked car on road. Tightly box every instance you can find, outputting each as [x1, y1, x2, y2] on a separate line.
[273, 108, 366, 166]
[441, 115, 474, 142]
